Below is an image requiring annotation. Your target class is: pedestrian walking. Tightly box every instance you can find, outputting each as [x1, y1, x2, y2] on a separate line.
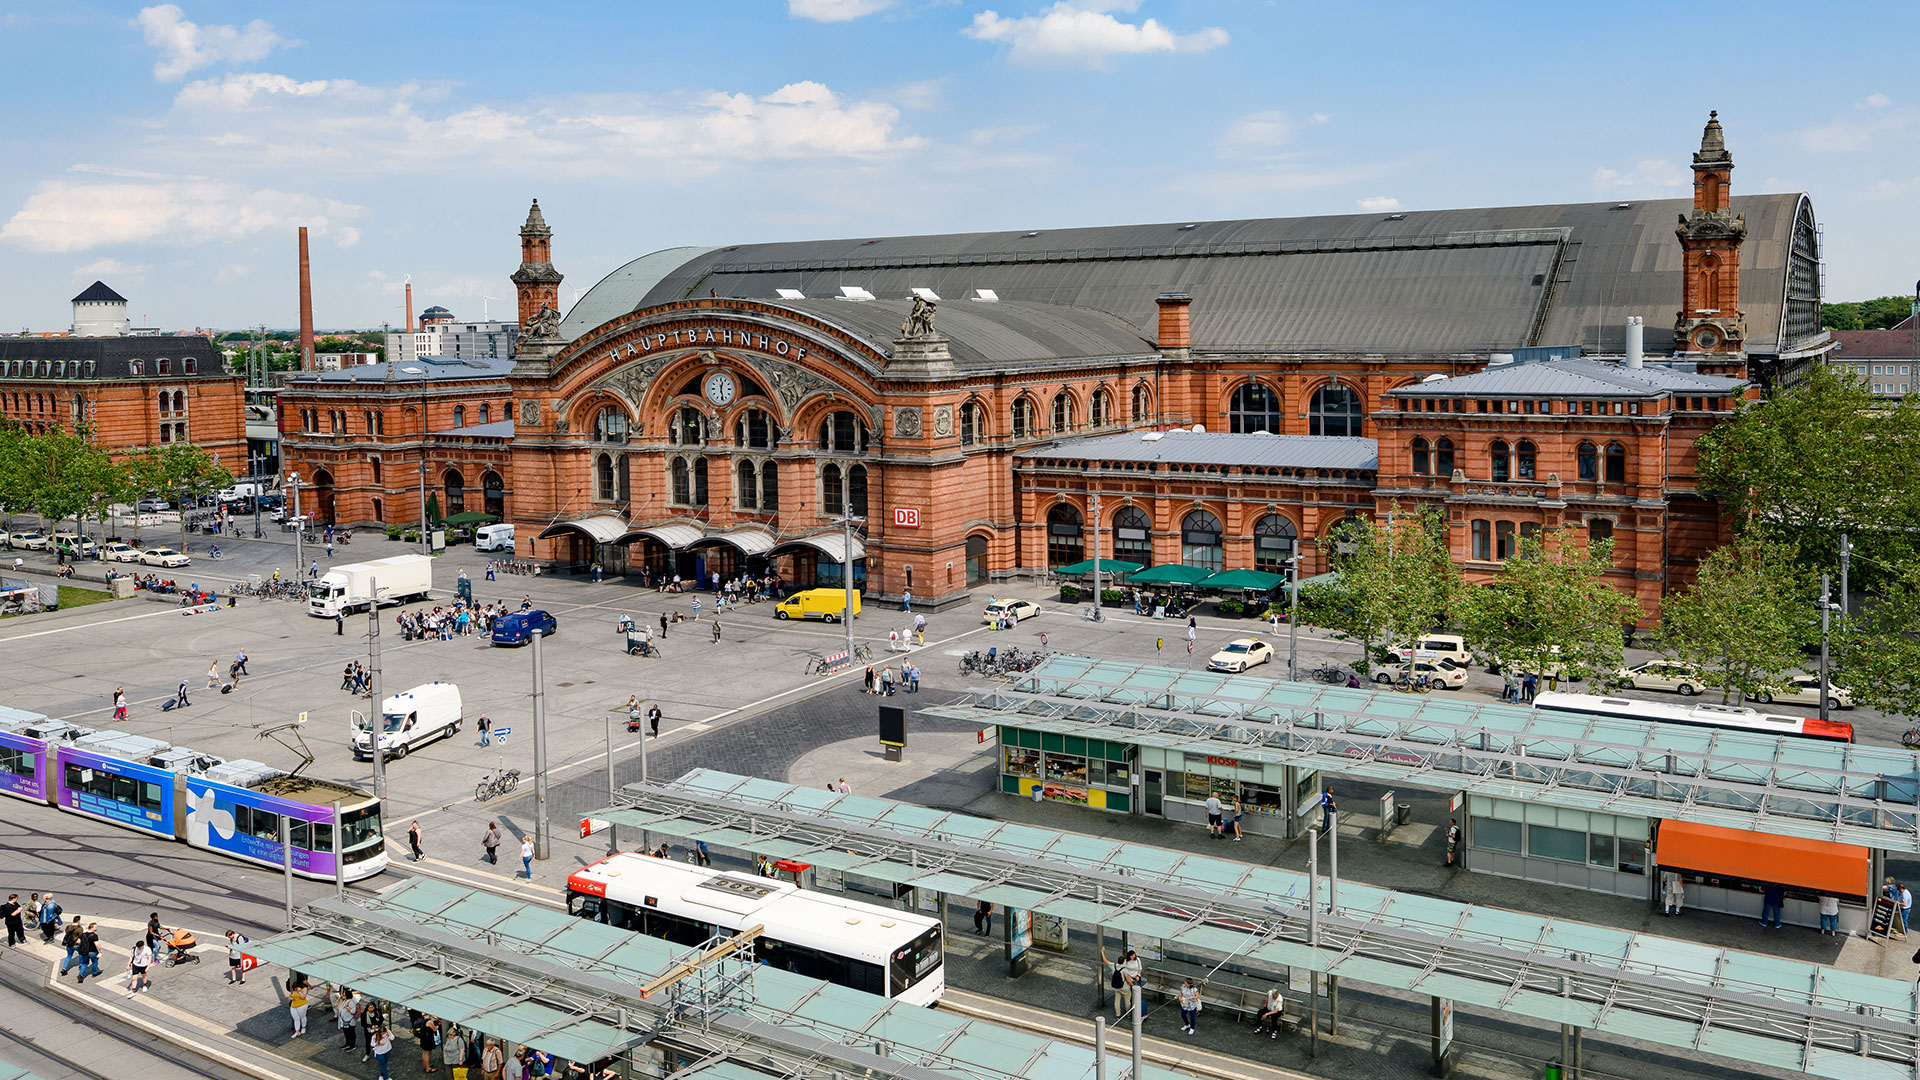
[711, 619, 722, 643]
[77, 922, 100, 982]
[482, 1039, 506, 1080]
[234, 647, 249, 675]
[694, 840, 711, 867]
[974, 900, 993, 936]
[1320, 787, 1337, 834]
[483, 821, 502, 864]
[485, 562, 496, 582]
[442, 1023, 468, 1075]
[58, 916, 82, 974]
[659, 613, 669, 638]
[335, 610, 345, 636]
[113, 688, 128, 721]
[309, 560, 320, 579]
[371, 1025, 395, 1080]
[1902, 882, 1914, 938]
[207, 660, 221, 689]
[647, 704, 661, 737]
[914, 613, 926, 645]
[521, 835, 535, 878]
[477, 714, 492, 747]
[407, 820, 424, 862]
[692, 597, 701, 621]
[36, 893, 60, 942]
[288, 975, 311, 1035]
[126, 938, 154, 996]
[1445, 818, 1460, 866]
[326, 539, 334, 557]
[175, 679, 191, 708]
[864, 665, 876, 694]
[1177, 977, 1202, 1034]
[1, 894, 23, 947]
[225, 929, 251, 984]
[837, 777, 851, 795]
[902, 588, 912, 612]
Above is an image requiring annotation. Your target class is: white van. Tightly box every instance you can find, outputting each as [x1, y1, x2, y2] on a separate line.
[217, 481, 263, 502]
[352, 681, 462, 760]
[1393, 633, 1472, 667]
[475, 523, 515, 553]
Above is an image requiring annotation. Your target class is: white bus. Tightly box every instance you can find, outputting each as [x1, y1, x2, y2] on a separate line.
[1532, 691, 1854, 743]
[566, 853, 945, 1006]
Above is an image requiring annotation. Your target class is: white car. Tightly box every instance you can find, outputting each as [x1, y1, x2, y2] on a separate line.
[1375, 660, 1469, 690]
[1613, 659, 1705, 696]
[1755, 676, 1853, 710]
[982, 599, 1041, 625]
[6, 531, 48, 550]
[1208, 638, 1274, 673]
[139, 547, 191, 568]
[99, 542, 140, 562]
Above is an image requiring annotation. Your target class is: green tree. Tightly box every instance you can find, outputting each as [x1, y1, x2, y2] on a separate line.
[1657, 534, 1815, 703]
[12, 427, 115, 533]
[1695, 363, 1920, 580]
[1458, 530, 1642, 686]
[0, 423, 29, 529]
[1822, 295, 1917, 331]
[136, 443, 232, 551]
[1841, 560, 1920, 722]
[1298, 504, 1462, 673]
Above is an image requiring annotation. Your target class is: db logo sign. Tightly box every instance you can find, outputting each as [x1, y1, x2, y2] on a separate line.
[893, 507, 920, 528]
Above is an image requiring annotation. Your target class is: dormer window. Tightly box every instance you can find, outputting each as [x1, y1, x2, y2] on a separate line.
[158, 358, 172, 375]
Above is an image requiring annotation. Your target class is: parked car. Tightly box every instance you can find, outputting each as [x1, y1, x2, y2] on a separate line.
[1207, 638, 1274, 673]
[1375, 660, 1469, 690]
[1613, 659, 1705, 696]
[1755, 676, 1853, 710]
[1391, 633, 1472, 667]
[138, 547, 191, 568]
[6, 531, 48, 550]
[492, 609, 558, 645]
[982, 599, 1041, 625]
[50, 533, 96, 556]
[134, 498, 171, 512]
[99, 542, 140, 562]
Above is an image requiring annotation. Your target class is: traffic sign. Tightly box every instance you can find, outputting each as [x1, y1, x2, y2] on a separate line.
[494, 727, 512, 736]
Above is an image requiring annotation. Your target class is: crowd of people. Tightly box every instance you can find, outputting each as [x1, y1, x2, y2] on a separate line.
[394, 599, 521, 641]
[861, 662, 921, 695]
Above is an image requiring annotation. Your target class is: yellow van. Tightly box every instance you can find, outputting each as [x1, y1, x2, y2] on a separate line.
[775, 587, 862, 622]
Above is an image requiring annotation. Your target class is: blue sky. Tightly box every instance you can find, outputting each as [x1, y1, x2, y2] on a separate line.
[2, 1, 1917, 331]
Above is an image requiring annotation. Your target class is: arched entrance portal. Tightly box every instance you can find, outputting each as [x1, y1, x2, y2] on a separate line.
[309, 469, 336, 526]
[965, 535, 989, 586]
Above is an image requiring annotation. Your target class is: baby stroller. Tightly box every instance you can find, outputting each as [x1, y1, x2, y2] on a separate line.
[163, 928, 201, 967]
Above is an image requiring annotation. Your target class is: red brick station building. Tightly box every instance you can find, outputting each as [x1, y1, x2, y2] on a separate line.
[280, 115, 1829, 618]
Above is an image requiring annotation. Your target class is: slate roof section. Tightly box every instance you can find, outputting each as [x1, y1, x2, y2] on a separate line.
[567, 195, 1815, 358]
[0, 335, 228, 378]
[290, 354, 515, 384]
[71, 280, 127, 303]
[1387, 358, 1747, 400]
[1018, 429, 1379, 471]
[1832, 329, 1918, 359]
[773, 298, 1155, 366]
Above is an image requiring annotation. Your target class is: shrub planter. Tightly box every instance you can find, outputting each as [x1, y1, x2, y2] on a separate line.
[1059, 585, 1082, 604]
[1214, 599, 1249, 618]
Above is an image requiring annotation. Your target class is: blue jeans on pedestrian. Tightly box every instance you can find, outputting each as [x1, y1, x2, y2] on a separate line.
[1179, 1006, 1197, 1030]
[1761, 899, 1783, 927]
[375, 1052, 391, 1080]
[1819, 913, 1838, 933]
[60, 944, 79, 973]
[522, 855, 533, 878]
[83, 953, 100, 977]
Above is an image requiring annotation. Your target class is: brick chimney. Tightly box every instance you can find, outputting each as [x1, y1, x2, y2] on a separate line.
[1156, 292, 1192, 358]
[297, 227, 315, 371]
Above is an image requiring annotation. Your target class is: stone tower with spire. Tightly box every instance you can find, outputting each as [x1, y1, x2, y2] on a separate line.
[511, 199, 563, 331]
[1674, 111, 1747, 355]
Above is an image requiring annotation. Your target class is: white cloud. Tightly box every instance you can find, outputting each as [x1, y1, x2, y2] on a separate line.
[213, 263, 255, 282]
[964, 1, 1228, 67]
[1357, 196, 1400, 212]
[0, 179, 363, 254]
[1590, 159, 1688, 193]
[1218, 110, 1304, 156]
[74, 257, 150, 281]
[1798, 95, 1920, 153]
[788, 0, 894, 20]
[175, 72, 341, 109]
[1866, 93, 1892, 109]
[134, 4, 286, 82]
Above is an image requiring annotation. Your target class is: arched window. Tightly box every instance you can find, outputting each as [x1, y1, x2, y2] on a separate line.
[158, 389, 170, 415]
[693, 458, 708, 506]
[445, 468, 466, 513]
[479, 403, 490, 425]
[1253, 514, 1298, 574]
[596, 454, 614, 501]
[1434, 437, 1455, 476]
[848, 464, 869, 518]
[1131, 384, 1151, 421]
[735, 408, 771, 449]
[1046, 503, 1084, 567]
[172, 390, 185, 413]
[1309, 383, 1364, 436]
[1181, 510, 1223, 572]
[1410, 437, 1430, 475]
[1576, 442, 1598, 481]
[1604, 443, 1627, 484]
[671, 458, 691, 504]
[760, 461, 779, 511]
[452, 404, 465, 429]
[737, 460, 758, 509]
[1489, 440, 1510, 482]
[1112, 506, 1152, 564]
[672, 406, 703, 446]
[330, 410, 344, 434]
[1516, 440, 1536, 480]
[593, 406, 629, 443]
[1091, 388, 1112, 429]
[959, 402, 981, 446]
[364, 410, 375, 433]
[483, 471, 504, 518]
[818, 411, 866, 453]
[1229, 383, 1281, 434]
[1052, 392, 1075, 433]
[1011, 397, 1035, 438]
[822, 463, 844, 515]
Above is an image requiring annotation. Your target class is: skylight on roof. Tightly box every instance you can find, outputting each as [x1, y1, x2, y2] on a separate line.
[775, 288, 806, 300]
[837, 286, 875, 301]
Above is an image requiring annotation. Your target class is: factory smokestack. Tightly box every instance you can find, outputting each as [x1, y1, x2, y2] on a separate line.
[405, 279, 414, 333]
[298, 227, 315, 371]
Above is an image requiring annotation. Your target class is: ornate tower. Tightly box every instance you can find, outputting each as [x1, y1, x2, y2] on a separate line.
[511, 199, 563, 331]
[1674, 111, 1747, 354]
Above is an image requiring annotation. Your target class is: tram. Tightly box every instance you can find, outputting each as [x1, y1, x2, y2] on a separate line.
[566, 852, 945, 1006]
[1532, 692, 1854, 743]
[0, 709, 387, 881]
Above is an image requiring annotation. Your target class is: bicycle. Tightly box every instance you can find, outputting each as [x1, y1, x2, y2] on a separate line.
[475, 766, 522, 802]
[852, 642, 874, 661]
[1309, 664, 1348, 685]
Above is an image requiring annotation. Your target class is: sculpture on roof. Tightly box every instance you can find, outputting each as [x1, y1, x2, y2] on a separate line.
[903, 295, 937, 339]
[527, 303, 563, 339]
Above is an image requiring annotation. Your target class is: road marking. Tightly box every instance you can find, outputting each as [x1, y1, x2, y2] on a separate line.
[0, 605, 181, 642]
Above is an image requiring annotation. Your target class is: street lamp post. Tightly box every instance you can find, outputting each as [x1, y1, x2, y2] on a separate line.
[841, 511, 860, 663]
[1287, 554, 1301, 681]
[401, 366, 430, 554]
[289, 472, 303, 584]
[250, 451, 263, 539]
[1090, 491, 1104, 622]
[367, 575, 386, 802]
[532, 623, 551, 861]
[1819, 573, 1838, 724]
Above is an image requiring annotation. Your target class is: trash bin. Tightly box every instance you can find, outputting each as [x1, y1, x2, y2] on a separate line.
[1397, 804, 1413, 826]
[1543, 1060, 1563, 1080]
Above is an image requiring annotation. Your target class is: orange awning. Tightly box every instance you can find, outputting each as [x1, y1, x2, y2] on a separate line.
[1657, 820, 1870, 898]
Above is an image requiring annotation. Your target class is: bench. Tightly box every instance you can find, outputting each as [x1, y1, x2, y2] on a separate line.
[1133, 957, 1301, 1031]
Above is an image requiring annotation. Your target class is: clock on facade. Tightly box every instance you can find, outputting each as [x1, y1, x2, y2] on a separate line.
[703, 371, 737, 406]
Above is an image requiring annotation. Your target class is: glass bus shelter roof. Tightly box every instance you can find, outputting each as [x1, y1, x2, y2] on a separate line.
[919, 655, 1920, 853]
[598, 769, 1920, 1080]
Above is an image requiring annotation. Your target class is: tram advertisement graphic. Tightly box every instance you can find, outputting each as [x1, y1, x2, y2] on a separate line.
[0, 730, 48, 800]
[55, 747, 173, 836]
[185, 779, 339, 876]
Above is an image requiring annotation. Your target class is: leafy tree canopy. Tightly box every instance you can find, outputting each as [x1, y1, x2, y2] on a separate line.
[1299, 504, 1462, 671]
[1457, 531, 1642, 684]
[1822, 295, 1916, 331]
[1658, 533, 1815, 704]
[1840, 559, 1920, 721]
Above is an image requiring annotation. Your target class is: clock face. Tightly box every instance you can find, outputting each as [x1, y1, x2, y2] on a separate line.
[1693, 326, 1722, 351]
[703, 372, 737, 406]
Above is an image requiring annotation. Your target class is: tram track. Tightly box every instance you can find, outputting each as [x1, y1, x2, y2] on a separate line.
[0, 954, 253, 1080]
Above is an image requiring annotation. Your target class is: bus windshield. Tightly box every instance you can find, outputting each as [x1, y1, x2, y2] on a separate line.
[888, 923, 943, 995]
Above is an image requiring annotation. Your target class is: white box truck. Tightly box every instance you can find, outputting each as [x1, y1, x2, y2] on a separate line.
[308, 554, 433, 617]
[352, 681, 462, 760]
